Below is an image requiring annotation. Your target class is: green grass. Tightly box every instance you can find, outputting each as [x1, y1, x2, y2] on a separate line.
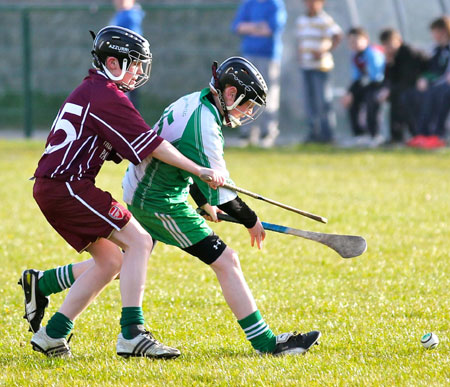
[0, 141, 449, 386]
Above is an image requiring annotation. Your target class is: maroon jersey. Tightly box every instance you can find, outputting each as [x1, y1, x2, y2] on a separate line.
[34, 69, 163, 182]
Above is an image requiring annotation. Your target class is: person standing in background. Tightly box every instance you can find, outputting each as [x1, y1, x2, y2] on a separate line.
[232, 0, 287, 148]
[111, 0, 145, 109]
[296, 0, 342, 144]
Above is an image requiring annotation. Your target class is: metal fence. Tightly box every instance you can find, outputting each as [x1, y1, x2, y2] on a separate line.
[1, 1, 449, 138]
[0, 3, 240, 136]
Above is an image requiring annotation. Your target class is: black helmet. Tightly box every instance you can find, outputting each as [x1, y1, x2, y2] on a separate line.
[90, 25, 152, 91]
[210, 56, 267, 127]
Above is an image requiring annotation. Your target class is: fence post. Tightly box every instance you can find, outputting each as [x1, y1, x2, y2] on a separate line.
[392, 0, 409, 40]
[22, 9, 33, 138]
[344, 0, 360, 27]
[438, 0, 449, 13]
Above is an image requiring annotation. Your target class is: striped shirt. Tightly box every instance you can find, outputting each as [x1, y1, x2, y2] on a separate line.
[34, 69, 163, 182]
[296, 11, 342, 71]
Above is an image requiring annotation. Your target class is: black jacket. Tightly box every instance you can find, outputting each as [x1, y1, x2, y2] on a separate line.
[384, 44, 429, 93]
[423, 43, 450, 83]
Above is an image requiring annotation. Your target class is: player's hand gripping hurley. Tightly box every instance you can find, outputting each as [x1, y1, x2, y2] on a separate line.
[200, 175, 327, 224]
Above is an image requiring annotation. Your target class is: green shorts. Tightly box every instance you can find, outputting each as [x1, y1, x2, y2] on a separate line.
[128, 202, 212, 249]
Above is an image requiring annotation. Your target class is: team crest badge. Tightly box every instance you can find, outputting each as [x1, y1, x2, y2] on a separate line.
[108, 205, 124, 220]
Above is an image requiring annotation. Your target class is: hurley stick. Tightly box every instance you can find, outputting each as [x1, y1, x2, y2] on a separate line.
[197, 209, 366, 258]
[200, 175, 328, 224]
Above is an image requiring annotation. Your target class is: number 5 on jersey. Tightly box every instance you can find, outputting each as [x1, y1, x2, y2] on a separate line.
[45, 103, 83, 154]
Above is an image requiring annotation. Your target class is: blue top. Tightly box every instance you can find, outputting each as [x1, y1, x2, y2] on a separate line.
[231, 0, 286, 60]
[351, 45, 385, 83]
[110, 5, 145, 36]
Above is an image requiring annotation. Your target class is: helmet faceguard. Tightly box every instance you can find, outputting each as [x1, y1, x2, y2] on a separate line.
[223, 87, 266, 127]
[90, 26, 152, 92]
[210, 56, 268, 128]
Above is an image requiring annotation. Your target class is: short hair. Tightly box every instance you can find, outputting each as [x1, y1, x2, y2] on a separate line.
[347, 27, 369, 38]
[379, 28, 402, 43]
[430, 16, 450, 35]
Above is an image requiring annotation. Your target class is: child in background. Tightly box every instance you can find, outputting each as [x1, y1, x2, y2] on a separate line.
[341, 27, 385, 146]
[378, 28, 429, 145]
[406, 16, 450, 149]
[296, 0, 342, 143]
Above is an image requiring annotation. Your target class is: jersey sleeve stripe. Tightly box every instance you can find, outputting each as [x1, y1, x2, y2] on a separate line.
[135, 135, 161, 159]
[134, 131, 158, 154]
[89, 112, 142, 163]
[65, 182, 121, 231]
[131, 131, 150, 146]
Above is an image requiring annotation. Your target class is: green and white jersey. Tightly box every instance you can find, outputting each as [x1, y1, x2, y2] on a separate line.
[123, 88, 237, 211]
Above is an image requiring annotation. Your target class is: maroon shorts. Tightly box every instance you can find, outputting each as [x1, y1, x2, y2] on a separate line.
[33, 178, 131, 253]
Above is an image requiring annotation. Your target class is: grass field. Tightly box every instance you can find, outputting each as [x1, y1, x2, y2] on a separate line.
[0, 140, 449, 386]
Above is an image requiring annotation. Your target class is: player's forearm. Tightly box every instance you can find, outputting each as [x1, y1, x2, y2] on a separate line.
[151, 140, 202, 176]
[190, 182, 208, 207]
[218, 196, 257, 228]
[237, 22, 272, 37]
[331, 33, 343, 51]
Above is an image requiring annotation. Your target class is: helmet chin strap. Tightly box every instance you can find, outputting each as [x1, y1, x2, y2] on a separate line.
[226, 115, 242, 128]
[211, 61, 232, 127]
[102, 58, 128, 82]
[226, 94, 245, 111]
[224, 95, 246, 128]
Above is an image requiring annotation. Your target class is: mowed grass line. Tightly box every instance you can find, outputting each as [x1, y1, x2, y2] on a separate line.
[0, 140, 449, 386]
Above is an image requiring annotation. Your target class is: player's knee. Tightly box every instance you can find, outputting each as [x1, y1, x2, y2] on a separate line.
[126, 230, 153, 256]
[109, 252, 123, 275]
[213, 248, 241, 272]
[139, 232, 153, 255]
[228, 249, 241, 269]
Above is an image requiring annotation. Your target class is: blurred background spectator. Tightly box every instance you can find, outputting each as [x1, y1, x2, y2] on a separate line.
[2, 0, 450, 149]
[110, 0, 145, 109]
[341, 27, 385, 147]
[378, 28, 429, 145]
[232, 0, 287, 147]
[296, 0, 342, 144]
[406, 16, 450, 149]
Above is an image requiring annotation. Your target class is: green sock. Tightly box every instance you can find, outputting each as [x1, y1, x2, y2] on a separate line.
[38, 264, 75, 297]
[120, 307, 145, 339]
[46, 312, 74, 339]
[238, 310, 276, 353]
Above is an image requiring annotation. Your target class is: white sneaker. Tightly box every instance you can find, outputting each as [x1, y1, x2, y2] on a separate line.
[31, 327, 72, 357]
[354, 134, 372, 147]
[369, 134, 386, 148]
[116, 330, 181, 359]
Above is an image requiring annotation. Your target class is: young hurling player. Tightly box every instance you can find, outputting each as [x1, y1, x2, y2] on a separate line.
[19, 26, 224, 359]
[22, 57, 321, 356]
